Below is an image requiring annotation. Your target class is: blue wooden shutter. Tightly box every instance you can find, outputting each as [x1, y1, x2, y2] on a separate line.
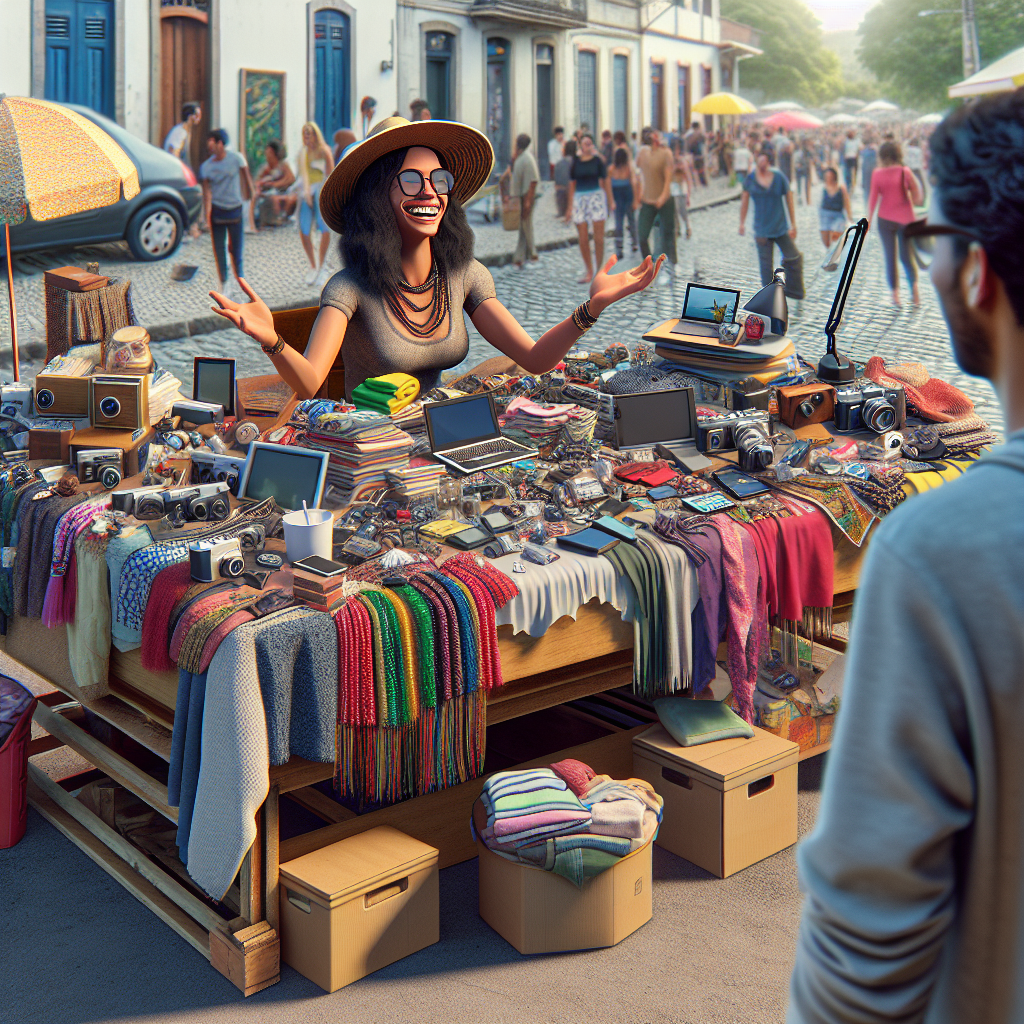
[45, 0, 114, 118]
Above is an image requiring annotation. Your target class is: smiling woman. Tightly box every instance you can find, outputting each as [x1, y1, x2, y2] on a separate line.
[210, 116, 664, 400]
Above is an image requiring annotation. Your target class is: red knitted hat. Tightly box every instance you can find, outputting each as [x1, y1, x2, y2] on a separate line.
[865, 357, 974, 423]
[549, 758, 596, 797]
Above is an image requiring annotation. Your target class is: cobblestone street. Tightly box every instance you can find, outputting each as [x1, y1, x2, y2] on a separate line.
[1, 179, 1000, 433]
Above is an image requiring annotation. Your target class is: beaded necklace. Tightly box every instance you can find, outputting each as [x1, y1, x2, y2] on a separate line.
[383, 261, 451, 339]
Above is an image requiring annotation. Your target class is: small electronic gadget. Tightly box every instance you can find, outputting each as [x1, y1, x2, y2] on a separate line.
[613, 387, 697, 453]
[597, 497, 631, 516]
[655, 443, 713, 475]
[670, 284, 741, 338]
[90, 374, 150, 430]
[447, 525, 492, 550]
[338, 535, 383, 564]
[237, 441, 330, 511]
[556, 527, 620, 556]
[592, 516, 636, 542]
[480, 509, 513, 533]
[193, 357, 236, 418]
[76, 448, 123, 489]
[423, 394, 538, 475]
[712, 468, 772, 500]
[189, 537, 244, 582]
[647, 484, 678, 501]
[190, 451, 245, 495]
[173, 399, 225, 425]
[35, 369, 92, 418]
[522, 542, 559, 565]
[1, 383, 35, 419]
[255, 552, 283, 569]
[777, 383, 837, 429]
[681, 492, 736, 514]
[291, 554, 347, 578]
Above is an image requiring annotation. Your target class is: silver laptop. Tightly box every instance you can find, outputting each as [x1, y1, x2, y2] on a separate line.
[670, 283, 742, 338]
[424, 393, 538, 475]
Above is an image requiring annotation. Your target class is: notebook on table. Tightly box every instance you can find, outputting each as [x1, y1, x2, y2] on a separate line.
[424, 393, 538, 475]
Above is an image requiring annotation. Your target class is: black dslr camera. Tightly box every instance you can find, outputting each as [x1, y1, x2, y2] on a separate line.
[833, 384, 906, 434]
[696, 410, 774, 472]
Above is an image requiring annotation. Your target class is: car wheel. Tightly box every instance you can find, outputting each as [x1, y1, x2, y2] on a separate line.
[126, 202, 183, 261]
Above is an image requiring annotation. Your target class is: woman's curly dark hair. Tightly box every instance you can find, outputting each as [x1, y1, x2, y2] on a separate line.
[929, 90, 1024, 326]
[338, 147, 475, 297]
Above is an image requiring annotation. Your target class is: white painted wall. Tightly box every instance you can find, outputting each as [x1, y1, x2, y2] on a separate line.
[2, 1, 34, 98]
[122, 3, 150, 139]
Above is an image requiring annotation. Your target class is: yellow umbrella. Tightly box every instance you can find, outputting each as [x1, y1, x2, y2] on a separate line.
[691, 92, 758, 116]
[0, 95, 140, 381]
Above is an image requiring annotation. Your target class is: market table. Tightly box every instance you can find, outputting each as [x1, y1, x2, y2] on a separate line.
[6, 430, 976, 994]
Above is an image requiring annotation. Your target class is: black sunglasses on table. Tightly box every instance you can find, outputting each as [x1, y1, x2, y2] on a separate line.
[393, 168, 455, 197]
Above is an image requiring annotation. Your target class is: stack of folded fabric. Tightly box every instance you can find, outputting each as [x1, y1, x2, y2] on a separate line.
[352, 373, 420, 416]
[149, 368, 184, 422]
[473, 760, 663, 887]
[499, 397, 598, 448]
[387, 457, 446, 498]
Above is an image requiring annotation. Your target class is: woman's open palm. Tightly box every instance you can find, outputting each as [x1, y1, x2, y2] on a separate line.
[210, 279, 277, 348]
[589, 254, 664, 310]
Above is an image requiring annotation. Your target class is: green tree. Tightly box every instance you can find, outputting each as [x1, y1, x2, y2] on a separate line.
[721, 0, 843, 104]
[858, 0, 1024, 111]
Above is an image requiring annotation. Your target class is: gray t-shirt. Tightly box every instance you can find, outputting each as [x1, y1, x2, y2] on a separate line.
[199, 150, 247, 209]
[319, 259, 497, 399]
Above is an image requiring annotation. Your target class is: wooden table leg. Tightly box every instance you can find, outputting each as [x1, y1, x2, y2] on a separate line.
[264, 785, 280, 933]
[239, 810, 263, 925]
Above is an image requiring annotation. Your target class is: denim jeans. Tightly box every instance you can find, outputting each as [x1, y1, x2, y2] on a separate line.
[638, 197, 676, 265]
[755, 232, 800, 287]
[876, 217, 917, 291]
[611, 181, 637, 256]
[210, 204, 244, 282]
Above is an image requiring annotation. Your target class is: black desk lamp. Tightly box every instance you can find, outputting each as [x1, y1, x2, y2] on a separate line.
[817, 217, 868, 383]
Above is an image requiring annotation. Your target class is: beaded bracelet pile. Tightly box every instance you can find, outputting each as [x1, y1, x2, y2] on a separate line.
[571, 301, 599, 335]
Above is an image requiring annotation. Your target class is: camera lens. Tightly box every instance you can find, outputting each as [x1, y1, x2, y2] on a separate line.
[136, 495, 164, 518]
[222, 556, 244, 578]
[707, 431, 724, 450]
[199, 467, 215, 483]
[735, 422, 774, 471]
[36, 389, 54, 410]
[190, 499, 209, 520]
[99, 396, 121, 419]
[209, 497, 229, 520]
[100, 465, 122, 490]
[798, 394, 823, 420]
[863, 397, 897, 433]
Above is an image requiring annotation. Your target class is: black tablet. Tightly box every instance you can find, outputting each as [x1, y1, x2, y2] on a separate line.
[556, 527, 621, 556]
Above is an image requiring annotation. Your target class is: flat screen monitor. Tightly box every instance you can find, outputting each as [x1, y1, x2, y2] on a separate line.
[238, 441, 330, 511]
[614, 387, 697, 451]
[424, 393, 499, 451]
[681, 284, 741, 325]
[193, 357, 236, 417]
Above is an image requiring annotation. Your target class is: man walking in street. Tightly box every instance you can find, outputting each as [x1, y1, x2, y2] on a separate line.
[547, 126, 564, 181]
[684, 121, 707, 186]
[739, 150, 800, 287]
[163, 102, 202, 166]
[776, 127, 793, 182]
[200, 128, 254, 304]
[510, 133, 540, 268]
[636, 127, 676, 287]
[788, 89, 1024, 1024]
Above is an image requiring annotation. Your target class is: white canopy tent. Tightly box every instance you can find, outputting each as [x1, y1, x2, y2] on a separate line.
[948, 45, 1024, 97]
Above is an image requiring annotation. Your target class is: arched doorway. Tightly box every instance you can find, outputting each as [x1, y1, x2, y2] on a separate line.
[159, 0, 209, 171]
[314, 7, 351, 141]
[425, 31, 453, 121]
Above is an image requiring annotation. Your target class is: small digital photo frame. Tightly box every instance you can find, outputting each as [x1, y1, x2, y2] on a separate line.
[193, 357, 237, 418]
[238, 441, 330, 511]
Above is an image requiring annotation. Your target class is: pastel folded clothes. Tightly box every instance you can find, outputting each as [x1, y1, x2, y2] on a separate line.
[488, 789, 591, 822]
[588, 794, 646, 839]
[491, 808, 594, 847]
[516, 835, 634, 887]
[549, 758, 596, 797]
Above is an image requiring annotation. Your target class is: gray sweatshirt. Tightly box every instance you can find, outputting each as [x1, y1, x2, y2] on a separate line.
[789, 431, 1024, 1023]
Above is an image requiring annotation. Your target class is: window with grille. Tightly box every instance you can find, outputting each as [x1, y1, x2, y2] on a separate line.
[577, 50, 596, 133]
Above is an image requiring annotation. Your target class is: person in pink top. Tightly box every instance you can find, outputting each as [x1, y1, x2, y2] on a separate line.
[867, 140, 925, 306]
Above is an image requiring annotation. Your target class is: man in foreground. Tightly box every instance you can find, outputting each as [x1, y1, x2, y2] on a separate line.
[789, 89, 1024, 1024]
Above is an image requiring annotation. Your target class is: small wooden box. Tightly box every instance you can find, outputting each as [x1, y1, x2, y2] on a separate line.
[90, 374, 150, 431]
[278, 825, 439, 993]
[34, 372, 92, 418]
[208, 921, 280, 996]
[70, 424, 154, 476]
[28, 426, 75, 463]
[477, 838, 653, 954]
[633, 724, 798, 878]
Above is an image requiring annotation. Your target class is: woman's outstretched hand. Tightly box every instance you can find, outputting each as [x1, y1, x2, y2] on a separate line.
[210, 278, 278, 349]
[588, 254, 665, 312]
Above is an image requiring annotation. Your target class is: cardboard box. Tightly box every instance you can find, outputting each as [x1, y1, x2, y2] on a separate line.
[278, 825, 438, 993]
[477, 838, 653, 954]
[28, 426, 75, 463]
[633, 724, 798, 878]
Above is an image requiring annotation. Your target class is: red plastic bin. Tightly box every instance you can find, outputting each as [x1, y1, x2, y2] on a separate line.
[0, 673, 37, 849]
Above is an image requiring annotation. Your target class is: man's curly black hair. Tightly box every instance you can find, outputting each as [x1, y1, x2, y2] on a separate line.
[928, 90, 1024, 326]
[338, 147, 474, 298]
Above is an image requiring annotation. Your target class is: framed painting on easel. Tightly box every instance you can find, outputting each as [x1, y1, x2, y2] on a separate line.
[239, 69, 286, 174]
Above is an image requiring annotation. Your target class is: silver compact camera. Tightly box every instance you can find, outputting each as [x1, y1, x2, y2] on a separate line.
[133, 481, 231, 522]
[833, 384, 906, 434]
[189, 537, 245, 582]
[696, 410, 774, 472]
[76, 448, 123, 490]
[190, 450, 245, 496]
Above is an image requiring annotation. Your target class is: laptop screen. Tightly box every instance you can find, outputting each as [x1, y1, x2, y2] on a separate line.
[425, 394, 498, 450]
[682, 284, 740, 325]
[614, 387, 697, 450]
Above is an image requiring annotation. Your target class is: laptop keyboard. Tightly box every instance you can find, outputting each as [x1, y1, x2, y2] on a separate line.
[449, 438, 526, 462]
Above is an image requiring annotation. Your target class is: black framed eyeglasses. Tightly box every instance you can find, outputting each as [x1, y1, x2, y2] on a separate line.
[393, 168, 455, 197]
[903, 218, 979, 271]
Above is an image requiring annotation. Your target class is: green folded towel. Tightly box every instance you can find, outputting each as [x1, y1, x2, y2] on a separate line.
[653, 695, 754, 747]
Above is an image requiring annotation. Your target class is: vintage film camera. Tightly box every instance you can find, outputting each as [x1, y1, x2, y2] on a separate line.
[131, 482, 232, 522]
[90, 374, 150, 431]
[76, 447, 123, 490]
[189, 450, 245, 496]
[833, 384, 906, 434]
[777, 382, 837, 429]
[189, 537, 245, 582]
[172, 399, 225, 425]
[696, 410, 775, 472]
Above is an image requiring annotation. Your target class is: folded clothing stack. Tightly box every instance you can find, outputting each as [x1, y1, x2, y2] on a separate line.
[387, 457, 446, 498]
[499, 397, 598, 449]
[352, 373, 420, 416]
[473, 760, 663, 887]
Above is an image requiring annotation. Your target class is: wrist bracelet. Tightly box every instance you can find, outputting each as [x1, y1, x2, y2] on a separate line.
[261, 333, 286, 356]
[571, 301, 599, 334]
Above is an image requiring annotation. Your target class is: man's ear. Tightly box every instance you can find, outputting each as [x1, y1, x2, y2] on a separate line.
[963, 242, 993, 310]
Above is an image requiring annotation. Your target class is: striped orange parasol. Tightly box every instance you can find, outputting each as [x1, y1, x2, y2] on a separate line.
[0, 95, 140, 380]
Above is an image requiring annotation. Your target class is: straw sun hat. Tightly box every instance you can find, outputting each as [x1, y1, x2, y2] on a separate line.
[318, 116, 495, 232]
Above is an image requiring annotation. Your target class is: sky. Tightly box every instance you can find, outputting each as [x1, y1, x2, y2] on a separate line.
[805, 0, 878, 33]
